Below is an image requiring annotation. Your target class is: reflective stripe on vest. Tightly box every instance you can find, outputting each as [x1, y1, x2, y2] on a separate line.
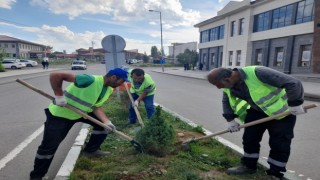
[224, 89, 250, 122]
[243, 66, 289, 119]
[48, 75, 113, 120]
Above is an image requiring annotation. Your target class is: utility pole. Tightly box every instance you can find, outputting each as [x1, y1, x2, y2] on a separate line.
[91, 41, 95, 61]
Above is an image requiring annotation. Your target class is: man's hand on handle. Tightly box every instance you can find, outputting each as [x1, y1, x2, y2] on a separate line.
[227, 120, 240, 133]
[105, 121, 116, 133]
[53, 96, 67, 106]
[289, 105, 306, 115]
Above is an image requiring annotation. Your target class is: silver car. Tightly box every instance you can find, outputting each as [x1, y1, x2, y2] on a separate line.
[19, 59, 38, 67]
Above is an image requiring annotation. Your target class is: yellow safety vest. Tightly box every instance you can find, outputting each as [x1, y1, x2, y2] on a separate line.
[224, 66, 289, 122]
[48, 75, 113, 120]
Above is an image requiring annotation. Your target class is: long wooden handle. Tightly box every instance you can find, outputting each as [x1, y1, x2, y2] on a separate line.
[187, 104, 318, 143]
[16, 78, 134, 141]
[124, 82, 144, 127]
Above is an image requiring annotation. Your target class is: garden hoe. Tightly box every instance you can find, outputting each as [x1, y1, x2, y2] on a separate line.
[181, 103, 318, 151]
[16, 79, 144, 153]
[124, 82, 145, 129]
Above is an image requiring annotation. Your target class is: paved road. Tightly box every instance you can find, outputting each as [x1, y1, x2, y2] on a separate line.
[0, 68, 82, 180]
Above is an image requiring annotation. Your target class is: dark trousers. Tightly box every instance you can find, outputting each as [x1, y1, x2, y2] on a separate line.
[128, 93, 155, 123]
[30, 109, 108, 178]
[241, 108, 296, 172]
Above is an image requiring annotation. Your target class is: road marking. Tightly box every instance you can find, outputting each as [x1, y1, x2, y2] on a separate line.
[0, 125, 44, 170]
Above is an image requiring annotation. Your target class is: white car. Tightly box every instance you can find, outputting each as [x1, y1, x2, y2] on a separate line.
[1, 60, 25, 69]
[20, 59, 38, 67]
[71, 60, 87, 70]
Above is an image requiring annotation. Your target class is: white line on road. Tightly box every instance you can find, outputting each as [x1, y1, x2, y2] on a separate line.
[0, 125, 44, 170]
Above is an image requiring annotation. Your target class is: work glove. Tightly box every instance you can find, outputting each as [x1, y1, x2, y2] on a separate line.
[105, 121, 116, 133]
[134, 100, 139, 107]
[227, 120, 240, 133]
[53, 96, 67, 106]
[289, 105, 306, 115]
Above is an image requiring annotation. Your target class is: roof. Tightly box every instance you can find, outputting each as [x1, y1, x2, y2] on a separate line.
[0, 35, 46, 47]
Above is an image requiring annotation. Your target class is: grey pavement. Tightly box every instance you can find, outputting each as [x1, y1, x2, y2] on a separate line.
[151, 67, 320, 102]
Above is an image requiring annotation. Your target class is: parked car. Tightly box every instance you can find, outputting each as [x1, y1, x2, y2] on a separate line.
[3, 59, 26, 67]
[19, 59, 38, 67]
[71, 60, 87, 70]
[1, 60, 25, 69]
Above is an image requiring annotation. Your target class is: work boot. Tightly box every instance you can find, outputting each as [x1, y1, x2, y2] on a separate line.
[82, 150, 111, 157]
[227, 165, 257, 175]
[266, 169, 284, 179]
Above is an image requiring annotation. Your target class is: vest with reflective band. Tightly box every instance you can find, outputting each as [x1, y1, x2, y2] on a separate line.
[48, 75, 113, 120]
[224, 66, 289, 122]
[223, 89, 250, 122]
[128, 69, 156, 96]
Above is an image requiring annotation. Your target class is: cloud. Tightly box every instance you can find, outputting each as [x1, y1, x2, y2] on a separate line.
[0, 0, 16, 9]
[30, 0, 201, 27]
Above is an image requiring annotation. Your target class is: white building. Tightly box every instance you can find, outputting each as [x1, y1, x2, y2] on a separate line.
[194, 0, 317, 74]
[168, 42, 198, 58]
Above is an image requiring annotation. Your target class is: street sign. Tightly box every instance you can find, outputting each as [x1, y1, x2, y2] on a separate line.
[101, 35, 126, 72]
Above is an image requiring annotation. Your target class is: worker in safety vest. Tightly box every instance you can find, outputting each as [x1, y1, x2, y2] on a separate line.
[29, 68, 128, 180]
[206, 66, 305, 179]
[128, 68, 156, 123]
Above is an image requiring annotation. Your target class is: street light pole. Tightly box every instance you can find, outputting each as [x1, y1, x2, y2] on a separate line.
[149, 9, 164, 72]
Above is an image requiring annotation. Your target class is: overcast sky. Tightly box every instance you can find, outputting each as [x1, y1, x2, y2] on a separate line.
[0, 0, 239, 55]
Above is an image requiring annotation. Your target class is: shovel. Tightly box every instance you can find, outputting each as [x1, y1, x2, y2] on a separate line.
[124, 82, 144, 128]
[16, 79, 144, 153]
[182, 103, 318, 150]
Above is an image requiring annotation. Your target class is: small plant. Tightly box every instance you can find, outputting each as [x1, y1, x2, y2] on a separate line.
[135, 106, 176, 157]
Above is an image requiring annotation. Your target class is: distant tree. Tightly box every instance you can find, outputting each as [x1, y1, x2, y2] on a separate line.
[142, 53, 149, 63]
[176, 49, 198, 66]
[151, 46, 160, 58]
[0, 48, 6, 72]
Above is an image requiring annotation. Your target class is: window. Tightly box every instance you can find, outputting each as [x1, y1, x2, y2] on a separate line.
[299, 45, 311, 67]
[254, 12, 270, 32]
[274, 47, 284, 66]
[236, 50, 241, 66]
[239, 18, 244, 35]
[210, 27, 218, 41]
[229, 51, 233, 66]
[272, 4, 293, 28]
[201, 30, 209, 43]
[296, 0, 314, 24]
[211, 53, 215, 65]
[12, 44, 15, 48]
[219, 25, 225, 39]
[231, 21, 236, 37]
[255, 49, 263, 65]
[220, 52, 223, 66]
[4, 44, 8, 48]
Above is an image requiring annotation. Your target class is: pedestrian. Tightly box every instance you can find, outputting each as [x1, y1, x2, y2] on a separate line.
[199, 62, 203, 70]
[206, 66, 306, 179]
[44, 59, 49, 69]
[128, 68, 156, 124]
[41, 60, 45, 69]
[29, 68, 129, 180]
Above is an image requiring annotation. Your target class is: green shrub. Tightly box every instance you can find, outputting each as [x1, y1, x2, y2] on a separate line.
[135, 106, 176, 157]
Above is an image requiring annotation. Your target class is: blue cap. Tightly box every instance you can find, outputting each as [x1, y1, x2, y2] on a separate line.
[108, 68, 129, 82]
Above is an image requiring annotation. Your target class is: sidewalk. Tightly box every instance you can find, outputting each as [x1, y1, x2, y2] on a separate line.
[0, 67, 66, 78]
[151, 67, 320, 102]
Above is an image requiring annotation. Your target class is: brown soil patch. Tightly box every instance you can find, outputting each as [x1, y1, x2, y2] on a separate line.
[175, 129, 205, 143]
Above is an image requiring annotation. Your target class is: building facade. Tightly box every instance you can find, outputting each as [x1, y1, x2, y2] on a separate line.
[168, 42, 198, 57]
[194, 0, 317, 74]
[0, 35, 49, 59]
